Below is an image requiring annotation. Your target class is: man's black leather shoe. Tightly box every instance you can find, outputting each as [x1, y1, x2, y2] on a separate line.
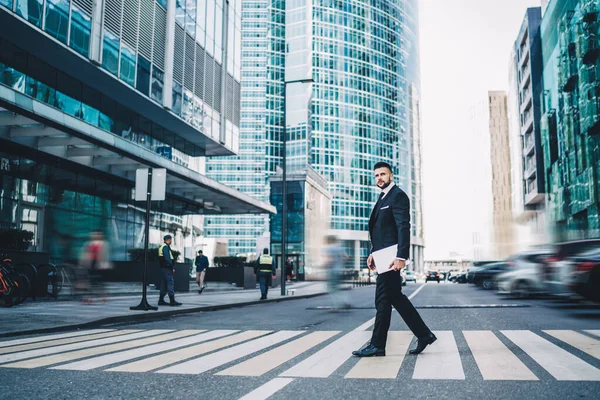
[409, 332, 437, 355]
[158, 299, 168, 306]
[352, 344, 385, 357]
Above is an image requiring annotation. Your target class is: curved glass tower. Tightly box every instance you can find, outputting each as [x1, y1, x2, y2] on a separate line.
[207, 0, 425, 272]
[286, 0, 424, 270]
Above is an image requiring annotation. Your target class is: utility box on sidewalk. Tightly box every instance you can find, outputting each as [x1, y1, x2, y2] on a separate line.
[174, 263, 190, 292]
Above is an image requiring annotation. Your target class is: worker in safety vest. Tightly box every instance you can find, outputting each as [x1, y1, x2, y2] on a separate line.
[255, 248, 276, 300]
[158, 234, 182, 306]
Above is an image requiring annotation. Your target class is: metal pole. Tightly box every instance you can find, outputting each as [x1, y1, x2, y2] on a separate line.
[131, 168, 158, 311]
[281, 82, 287, 296]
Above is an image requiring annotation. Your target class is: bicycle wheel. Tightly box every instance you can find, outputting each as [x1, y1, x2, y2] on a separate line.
[56, 264, 77, 298]
[14, 263, 37, 299]
[12, 273, 31, 306]
[1, 272, 27, 307]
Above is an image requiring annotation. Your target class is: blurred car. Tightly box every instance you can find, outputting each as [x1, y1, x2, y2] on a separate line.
[425, 270, 440, 283]
[466, 260, 499, 283]
[404, 270, 417, 283]
[495, 249, 552, 298]
[544, 240, 600, 298]
[454, 272, 467, 283]
[473, 262, 513, 290]
[401, 270, 407, 286]
[567, 248, 600, 302]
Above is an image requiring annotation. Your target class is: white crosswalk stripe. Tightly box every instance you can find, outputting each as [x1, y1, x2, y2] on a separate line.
[544, 330, 600, 361]
[0, 330, 132, 355]
[158, 331, 304, 375]
[0, 330, 114, 348]
[413, 331, 465, 380]
[1, 328, 599, 383]
[345, 331, 413, 379]
[585, 330, 600, 338]
[5, 330, 203, 369]
[52, 330, 236, 371]
[280, 331, 371, 378]
[502, 330, 600, 381]
[463, 331, 538, 380]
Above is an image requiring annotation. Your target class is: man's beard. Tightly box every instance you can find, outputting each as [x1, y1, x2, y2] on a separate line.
[378, 180, 391, 190]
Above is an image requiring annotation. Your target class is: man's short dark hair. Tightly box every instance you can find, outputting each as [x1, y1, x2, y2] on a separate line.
[198, 250, 203, 255]
[374, 162, 393, 174]
[263, 248, 269, 254]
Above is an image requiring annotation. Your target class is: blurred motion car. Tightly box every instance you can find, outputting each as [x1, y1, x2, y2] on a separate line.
[473, 262, 513, 290]
[495, 249, 552, 298]
[544, 240, 600, 298]
[404, 270, 417, 283]
[454, 272, 467, 283]
[567, 248, 600, 302]
[466, 260, 499, 283]
[425, 270, 440, 283]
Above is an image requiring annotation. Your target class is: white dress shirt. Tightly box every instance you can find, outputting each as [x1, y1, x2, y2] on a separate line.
[379, 181, 406, 263]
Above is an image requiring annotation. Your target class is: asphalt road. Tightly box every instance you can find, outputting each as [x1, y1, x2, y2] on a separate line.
[0, 282, 599, 399]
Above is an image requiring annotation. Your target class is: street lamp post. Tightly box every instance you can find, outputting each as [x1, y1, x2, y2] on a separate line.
[281, 78, 313, 296]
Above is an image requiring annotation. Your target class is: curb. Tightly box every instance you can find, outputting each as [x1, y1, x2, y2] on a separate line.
[0, 292, 328, 339]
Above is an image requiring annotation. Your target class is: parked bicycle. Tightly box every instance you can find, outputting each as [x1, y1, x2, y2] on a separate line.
[0, 259, 31, 307]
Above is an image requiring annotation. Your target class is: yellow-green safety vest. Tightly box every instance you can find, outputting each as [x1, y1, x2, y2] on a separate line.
[158, 242, 173, 267]
[259, 255, 273, 272]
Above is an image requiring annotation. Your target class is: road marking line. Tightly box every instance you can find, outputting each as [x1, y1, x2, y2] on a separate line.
[158, 331, 304, 375]
[585, 330, 600, 338]
[5, 330, 202, 369]
[0, 330, 114, 348]
[502, 330, 600, 381]
[52, 330, 236, 371]
[463, 331, 538, 380]
[0, 330, 161, 364]
[217, 331, 339, 377]
[353, 284, 426, 331]
[544, 330, 600, 361]
[0, 330, 132, 355]
[413, 331, 465, 380]
[280, 331, 371, 378]
[238, 378, 295, 400]
[345, 331, 413, 379]
[107, 330, 270, 373]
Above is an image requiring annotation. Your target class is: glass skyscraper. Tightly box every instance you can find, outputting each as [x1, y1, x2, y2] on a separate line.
[207, 0, 425, 272]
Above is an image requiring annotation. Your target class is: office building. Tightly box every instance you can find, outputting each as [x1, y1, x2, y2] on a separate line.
[206, 0, 425, 274]
[0, 0, 274, 263]
[508, 7, 548, 248]
[540, 0, 600, 240]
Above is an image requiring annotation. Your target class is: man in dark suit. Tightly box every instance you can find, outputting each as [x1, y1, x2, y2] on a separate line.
[352, 162, 436, 357]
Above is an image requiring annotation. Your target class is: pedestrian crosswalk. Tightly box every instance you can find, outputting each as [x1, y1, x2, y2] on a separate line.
[0, 328, 599, 382]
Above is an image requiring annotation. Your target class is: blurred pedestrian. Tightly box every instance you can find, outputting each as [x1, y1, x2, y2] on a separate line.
[323, 235, 350, 310]
[195, 250, 209, 294]
[255, 248, 275, 300]
[80, 231, 110, 304]
[158, 234, 182, 306]
[285, 258, 294, 282]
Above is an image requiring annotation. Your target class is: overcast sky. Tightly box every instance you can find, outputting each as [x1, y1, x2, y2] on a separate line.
[419, 0, 542, 260]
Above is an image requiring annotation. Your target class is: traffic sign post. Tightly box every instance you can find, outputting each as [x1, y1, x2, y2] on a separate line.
[131, 167, 166, 311]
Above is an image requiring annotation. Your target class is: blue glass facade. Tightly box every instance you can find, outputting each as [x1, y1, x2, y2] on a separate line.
[205, 0, 424, 269]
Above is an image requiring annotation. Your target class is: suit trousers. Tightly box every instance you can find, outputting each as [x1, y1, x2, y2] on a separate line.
[371, 270, 430, 349]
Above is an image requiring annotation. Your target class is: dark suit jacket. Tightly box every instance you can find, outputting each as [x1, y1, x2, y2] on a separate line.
[369, 184, 411, 259]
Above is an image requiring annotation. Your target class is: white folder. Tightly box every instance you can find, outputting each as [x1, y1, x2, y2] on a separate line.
[372, 245, 398, 275]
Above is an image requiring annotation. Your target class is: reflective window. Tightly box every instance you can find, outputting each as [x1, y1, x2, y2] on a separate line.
[151, 66, 164, 103]
[56, 91, 82, 118]
[185, 14, 196, 37]
[176, 0, 185, 27]
[102, 30, 120, 76]
[182, 88, 194, 123]
[136, 55, 151, 95]
[172, 81, 183, 116]
[44, 0, 70, 44]
[0, 63, 26, 92]
[0, 0, 13, 10]
[195, 0, 206, 46]
[70, 6, 91, 57]
[156, 0, 167, 9]
[16, 0, 43, 28]
[119, 44, 136, 87]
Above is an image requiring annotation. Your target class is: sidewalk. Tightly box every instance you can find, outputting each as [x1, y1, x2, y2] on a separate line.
[0, 281, 328, 337]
